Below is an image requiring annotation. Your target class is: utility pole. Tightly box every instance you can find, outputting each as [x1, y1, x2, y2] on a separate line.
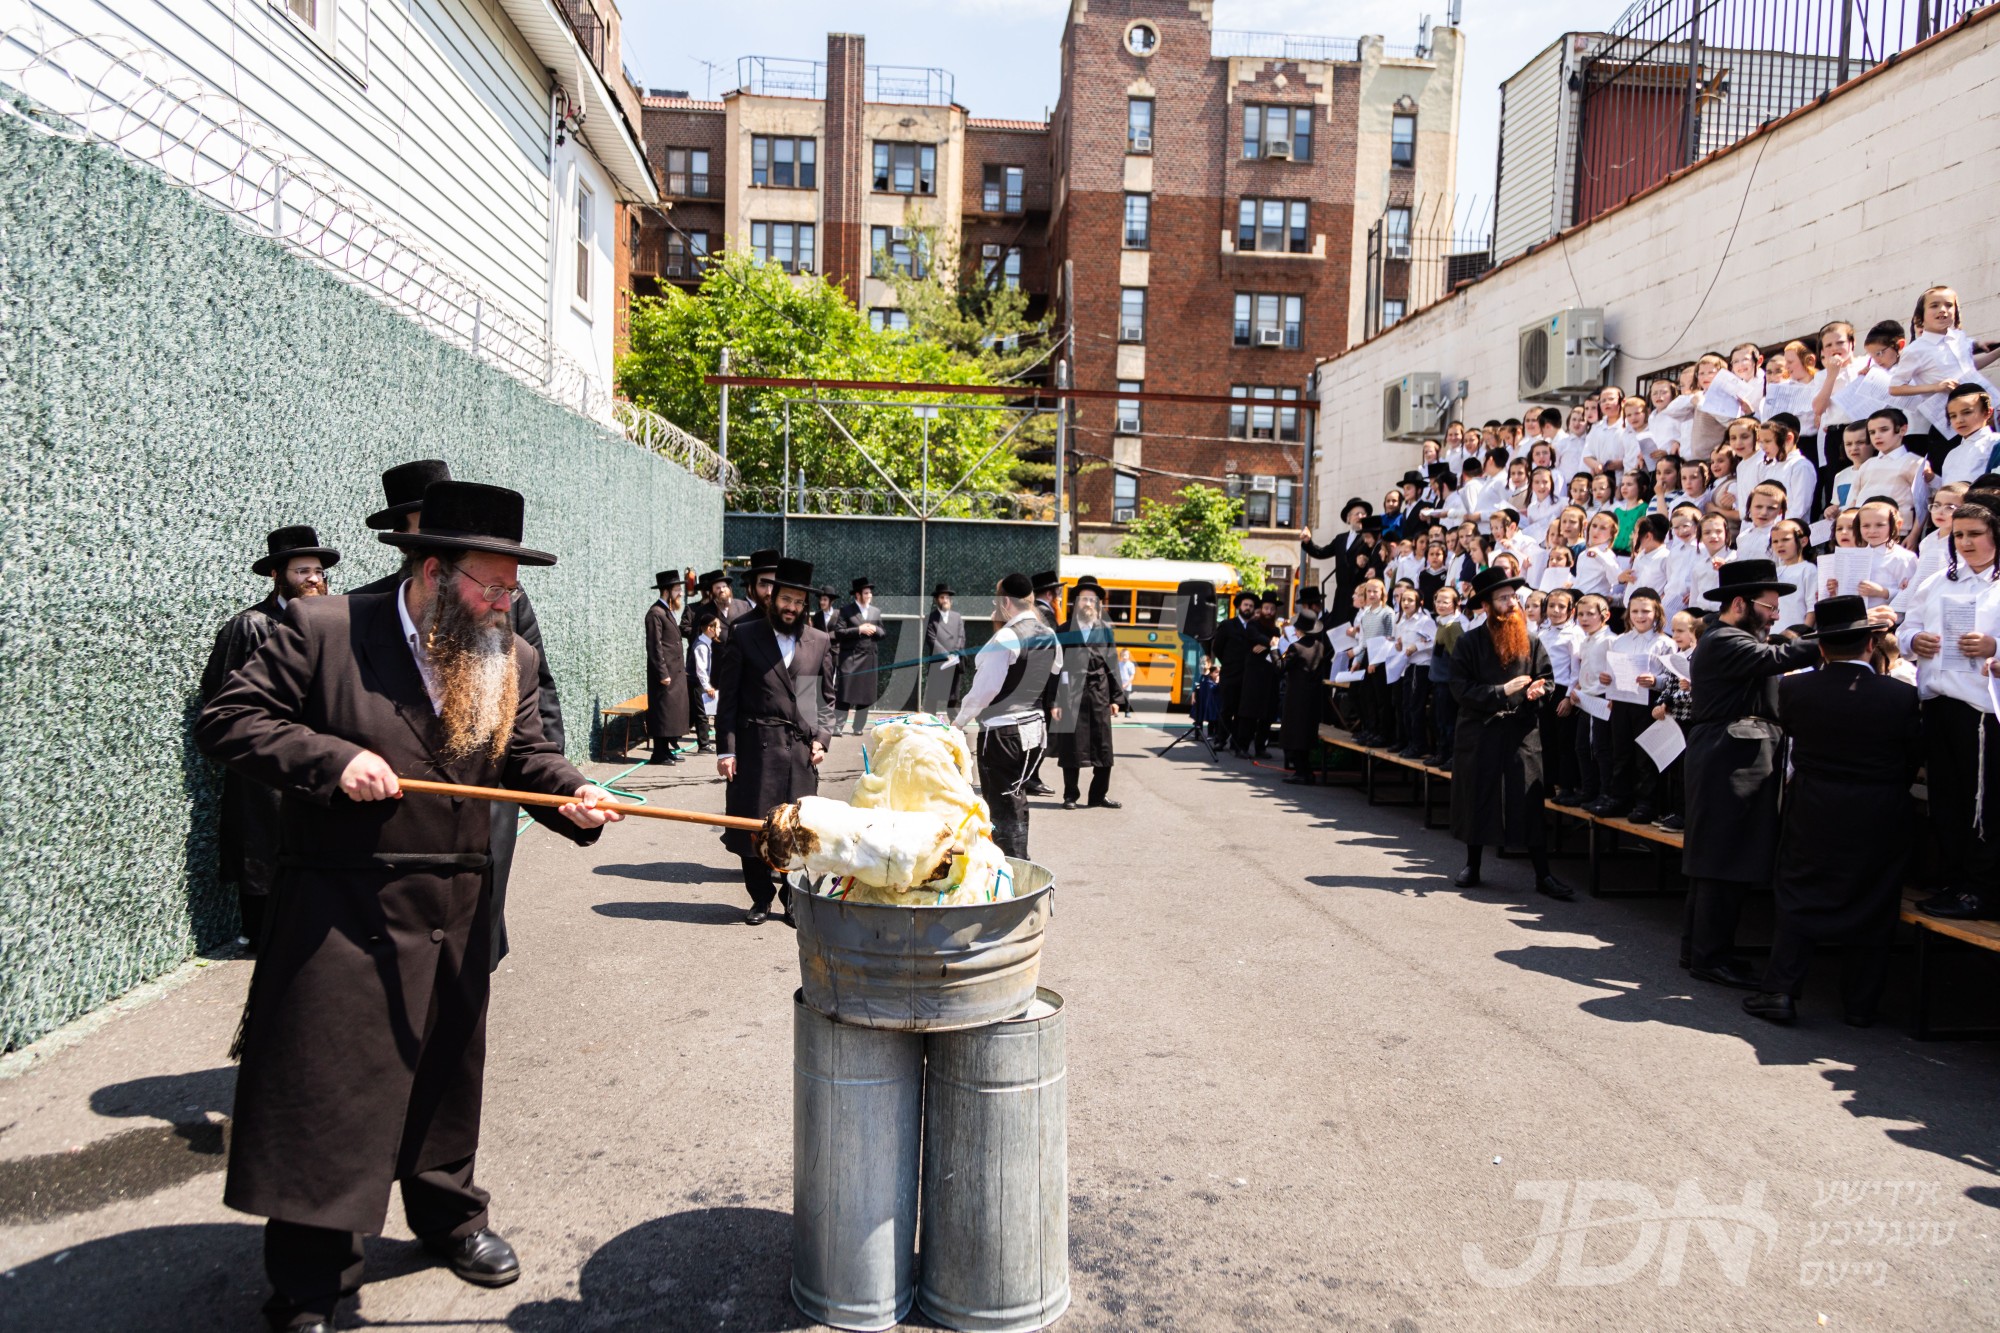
[717, 345, 730, 467]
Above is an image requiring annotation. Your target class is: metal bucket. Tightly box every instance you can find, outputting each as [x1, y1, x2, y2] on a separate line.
[791, 992, 923, 1331]
[918, 988, 1069, 1332]
[793, 858, 1054, 1032]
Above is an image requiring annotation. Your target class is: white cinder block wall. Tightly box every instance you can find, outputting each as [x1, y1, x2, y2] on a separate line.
[1309, 7, 2000, 533]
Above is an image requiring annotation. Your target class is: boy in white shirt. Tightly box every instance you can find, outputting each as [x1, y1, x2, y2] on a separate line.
[1851, 407, 1926, 533]
[1736, 418, 1819, 518]
[1623, 514, 1674, 601]
[1734, 482, 1787, 561]
[1568, 593, 1617, 807]
[1936, 385, 1998, 485]
[1661, 503, 1707, 618]
[1890, 286, 1978, 453]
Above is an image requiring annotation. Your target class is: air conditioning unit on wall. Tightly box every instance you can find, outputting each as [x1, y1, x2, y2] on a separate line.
[1518, 308, 1605, 400]
[1383, 372, 1444, 441]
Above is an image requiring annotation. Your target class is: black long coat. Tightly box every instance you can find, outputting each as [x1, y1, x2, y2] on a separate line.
[833, 601, 885, 708]
[925, 607, 967, 709]
[1683, 626, 1822, 881]
[645, 598, 690, 739]
[1053, 620, 1126, 769]
[1773, 663, 1923, 934]
[193, 592, 596, 1234]
[1449, 627, 1554, 846]
[1302, 532, 1372, 626]
[715, 617, 837, 859]
[1238, 620, 1283, 721]
[200, 593, 286, 898]
[1278, 634, 1329, 752]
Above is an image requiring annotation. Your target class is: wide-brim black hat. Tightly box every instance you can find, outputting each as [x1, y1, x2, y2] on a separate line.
[1031, 569, 1062, 593]
[1399, 470, 1425, 488]
[254, 525, 341, 576]
[775, 557, 815, 592]
[1801, 594, 1873, 640]
[1359, 515, 1384, 534]
[697, 569, 731, 591]
[366, 459, 451, 530]
[1466, 565, 1529, 607]
[1296, 586, 1326, 606]
[748, 548, 781, 575]
[850, 575, 874, 595]
[1071, 575, 1104, 595]
[654, 569, 681, 591]
[933, 583, 954, 597]
[379, 481, 556, 566]
[1341, 496, 1373, 521]
[1702, 558, 1795, 603]
[1426, 462, 1451, 479]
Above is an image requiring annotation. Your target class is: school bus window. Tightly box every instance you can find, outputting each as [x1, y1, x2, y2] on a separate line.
[1104, 589, 1135, 624]
[1134, 590, 1167, 625]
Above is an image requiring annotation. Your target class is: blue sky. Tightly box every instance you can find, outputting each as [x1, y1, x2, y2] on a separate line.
[616, 0, 1638, 238]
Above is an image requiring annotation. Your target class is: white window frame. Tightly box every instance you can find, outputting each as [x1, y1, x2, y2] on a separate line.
[1117, 380, 1142, 435]
[1114, 472, 1140, 523]
[572, 179, 594, 314]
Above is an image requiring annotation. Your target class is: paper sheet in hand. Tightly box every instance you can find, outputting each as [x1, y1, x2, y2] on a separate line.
[1832, 373, 1891, 421]
[1384, 651, 1410, 685]
[1662, 648, 1691, 681]
[1637, 717, 1686, 768]
[1938, 595, 1981, 673]
[1333, 669, 1365, 684]
[1808, 519, 1833, 546]
[1758, 381, 1813, 422]
[1366, 635, 1394, 663]
[1607, 651, 1650, 705]
[1576, 692, 1612, 720]
[1826, 547, 1875, 597]
[1539, 566, 1574, 591]
[1702, 368, 1759, 419]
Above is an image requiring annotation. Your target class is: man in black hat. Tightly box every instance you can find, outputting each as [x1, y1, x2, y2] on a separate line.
[1681, 559, 1823, 988]
[714, 557, 837, 923]
[812, 587, 839, 635]
[1052, 576, 1128, 809]
[351, 460, 566, 967]
[644, 571, 690, 764]
[685, 570, 733, 753]
[689, 569, 734, 641]
[730, 548, 781, 624]
[200, 526, 341, 946]
[1236, 591, 1285, 758]
[1023, 570, 1066, 794]
[1743, 597, 1922, 1026]
[924, 582, 967, 713]
[955, 573, 1062, 858]
[1211, 590, 1261, 757]
[833, 575, 886, 734]
[197, 482, 621, 1331]
[1448, 567, 1570, 899]
[1301, 497, 1374, 626]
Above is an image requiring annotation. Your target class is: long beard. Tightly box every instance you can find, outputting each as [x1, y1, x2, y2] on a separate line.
[424, 588, 518, 763]
[1488, 609, 1531, 666]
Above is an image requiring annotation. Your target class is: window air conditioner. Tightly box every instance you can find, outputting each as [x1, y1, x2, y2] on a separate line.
[1386, 240, 1412, 261]
[665, 259, 684, 276]
[1382, 371, 1444, 440]
[1264, 140, 1293, 160]
[1117, 413, 1141, 434]
[1518, 308, 1605, 400]
[1252, 474, 1277, 491]
[1132, 133, 1152, 152]
[1251, 424, 1274, 439]
[892, 226, 911, 241]
[1121, 323, 1144, 342]
[1257, 327, 1284, 346]
[1114, 506, 1137, 522]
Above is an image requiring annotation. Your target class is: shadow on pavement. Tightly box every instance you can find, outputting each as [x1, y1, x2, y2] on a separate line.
[593, 860, 738, 885]
[593, 900, 748, 926]
[0, 1222, 265, 1325]
[506, 1206, 806, 1332]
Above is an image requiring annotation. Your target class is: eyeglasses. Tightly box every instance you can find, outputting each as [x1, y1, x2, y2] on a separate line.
[449, 564, 522, 602]
[292, 568, 327, 582]
[1753, 598, 1784, 614]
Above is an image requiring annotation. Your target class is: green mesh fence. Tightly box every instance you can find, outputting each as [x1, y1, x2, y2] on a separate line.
[0, 112, 721, 1051]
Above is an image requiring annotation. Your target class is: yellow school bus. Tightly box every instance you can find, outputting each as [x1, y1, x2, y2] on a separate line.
[1056, 556, 1242, 707]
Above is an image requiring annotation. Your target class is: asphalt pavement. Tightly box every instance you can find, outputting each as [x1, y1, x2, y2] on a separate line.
[3, 719, 1998, 1331]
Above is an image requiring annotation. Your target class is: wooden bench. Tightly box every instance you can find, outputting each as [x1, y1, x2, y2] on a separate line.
[1316, 725, 1449, 828]
[1543, 801, 1684, 900]
[1900, 891, 2000, 1039]
[599, 693, 649, 760]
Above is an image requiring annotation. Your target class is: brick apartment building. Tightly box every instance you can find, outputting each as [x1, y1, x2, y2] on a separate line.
[629, 1, 1460, 580]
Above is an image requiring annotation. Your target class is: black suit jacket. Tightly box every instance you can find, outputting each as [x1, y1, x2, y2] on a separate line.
[713, 617, 837, 856]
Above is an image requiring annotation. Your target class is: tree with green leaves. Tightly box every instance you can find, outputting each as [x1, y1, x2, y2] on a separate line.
[615, 250, 1039, 508]
[1113, 483, 1270, 593]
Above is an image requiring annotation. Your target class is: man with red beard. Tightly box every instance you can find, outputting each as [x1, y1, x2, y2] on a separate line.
[1448, 566, 1571, 900]
[197, 482, 621, 1332]
[200, 526, 342, 946]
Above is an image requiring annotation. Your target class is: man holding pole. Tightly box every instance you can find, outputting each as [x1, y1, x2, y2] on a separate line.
[196, 481, 620, 1332]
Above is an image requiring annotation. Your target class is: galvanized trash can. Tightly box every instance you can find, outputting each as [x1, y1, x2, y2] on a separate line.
[918, 988, 1070, 1332]
[793, 859, 1055, 1032]
[791, 992, 924, 1331]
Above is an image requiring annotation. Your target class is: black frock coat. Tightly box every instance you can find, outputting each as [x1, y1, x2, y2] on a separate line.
[1278, 635, 1329, 752]
[645, 599, 691, 738]
[200, 593, 287, 898]
[1238, 620, 1283, 721]
[832, 601, 885, 708]
[714, 616, 837, 859]
[1052, 620, 1127, 769]
[925, 607, 967, 708]
[1449, 628, 1554, 846]
[1682, 625, 1821, 881]
[1773, 663, 1923, 934]
[193, 592, 596, 1234]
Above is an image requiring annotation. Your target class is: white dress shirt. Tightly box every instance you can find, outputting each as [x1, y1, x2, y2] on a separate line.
[1938, 426, 1998, 486]
[1850, 445, 1925, 531]
[1736, 451, 1820, 517]
[1891, 329, 1979, 433]
[1539, 620, 1585, 689]
[396, 579, 441, 714]
[954, 610, 1041, 730]
[1899, 565, 2000, 709]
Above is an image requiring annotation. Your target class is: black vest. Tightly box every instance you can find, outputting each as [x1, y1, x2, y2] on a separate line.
[980, 616, 1059, 724]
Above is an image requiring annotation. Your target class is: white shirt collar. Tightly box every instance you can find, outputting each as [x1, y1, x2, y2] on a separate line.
[396, 580, 442, 713]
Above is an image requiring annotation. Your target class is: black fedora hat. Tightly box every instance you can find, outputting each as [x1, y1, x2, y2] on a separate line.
[774, 557, 816, 592]
[654, 569, 681, 592]
[1426, 461, 1451, 479]
[1359, 514, 1384, 534]
[379, 481, 557, 567]
[1341, 496, 1373, 521]
[1465, 565, 1528, 608]
[1702, 557, 1795, 604]
[696, 568, 731, 592]
[850, 575, 874, 595]
[1296, 585, 1326, 607]
[1399, 470, 1425, 488]
[1071, 574, 1104, 595]
[365, 459, 451, 530]
[818, 585, 838, 601]
[1031, 569, 1062, 593]
[1802, 595, 1873, 641]
[747, 548, 781, 575]
[933, 582, 955, 597]
[254, 525, 341, 576]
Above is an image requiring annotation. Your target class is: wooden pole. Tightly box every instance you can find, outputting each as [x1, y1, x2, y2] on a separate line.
[396, 777, 764, 832]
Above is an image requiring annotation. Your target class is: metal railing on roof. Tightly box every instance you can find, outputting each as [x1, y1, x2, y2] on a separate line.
[1210, 29, 1362, 63]
[734, 55, 955, 105]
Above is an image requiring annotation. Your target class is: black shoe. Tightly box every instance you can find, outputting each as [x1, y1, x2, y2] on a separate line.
[1023, 781, 1054, 797]
[1230, 748, 1249, 757]
[424, 1228, 521, 1287]
[696, 742, 716, 754]
[745, 909, 769, 926]
[1453, 865, 1481, 888]
[1062, 799, 1078, 810]
[1653, 813, 1684, 832]
[1627, 805, 1656, 825]
[1434, 757, 1453, 773]
[1087, 798, 1123, 809]
[1843, 1012, 1876, 1029]
[646, 752, 679, 765]
[1552, 790, 1583, 807]
[1535, 875, 1575, 901]
[1593, 800, 1634, 819]
[1283, 775, 1315, 786]
[1691, 961, 1762, 990]
[1743, 992, 1797, 1025]
[1918, 891, 1998, 921]
[261, 1306, 333, 1333]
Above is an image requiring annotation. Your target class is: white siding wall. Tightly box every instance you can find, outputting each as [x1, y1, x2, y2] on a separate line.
[1311, 11, 2000, 536]
[550, 142, 617, 396]
[38, 0, 556, 333]
[1491, 37, 1567, 264]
